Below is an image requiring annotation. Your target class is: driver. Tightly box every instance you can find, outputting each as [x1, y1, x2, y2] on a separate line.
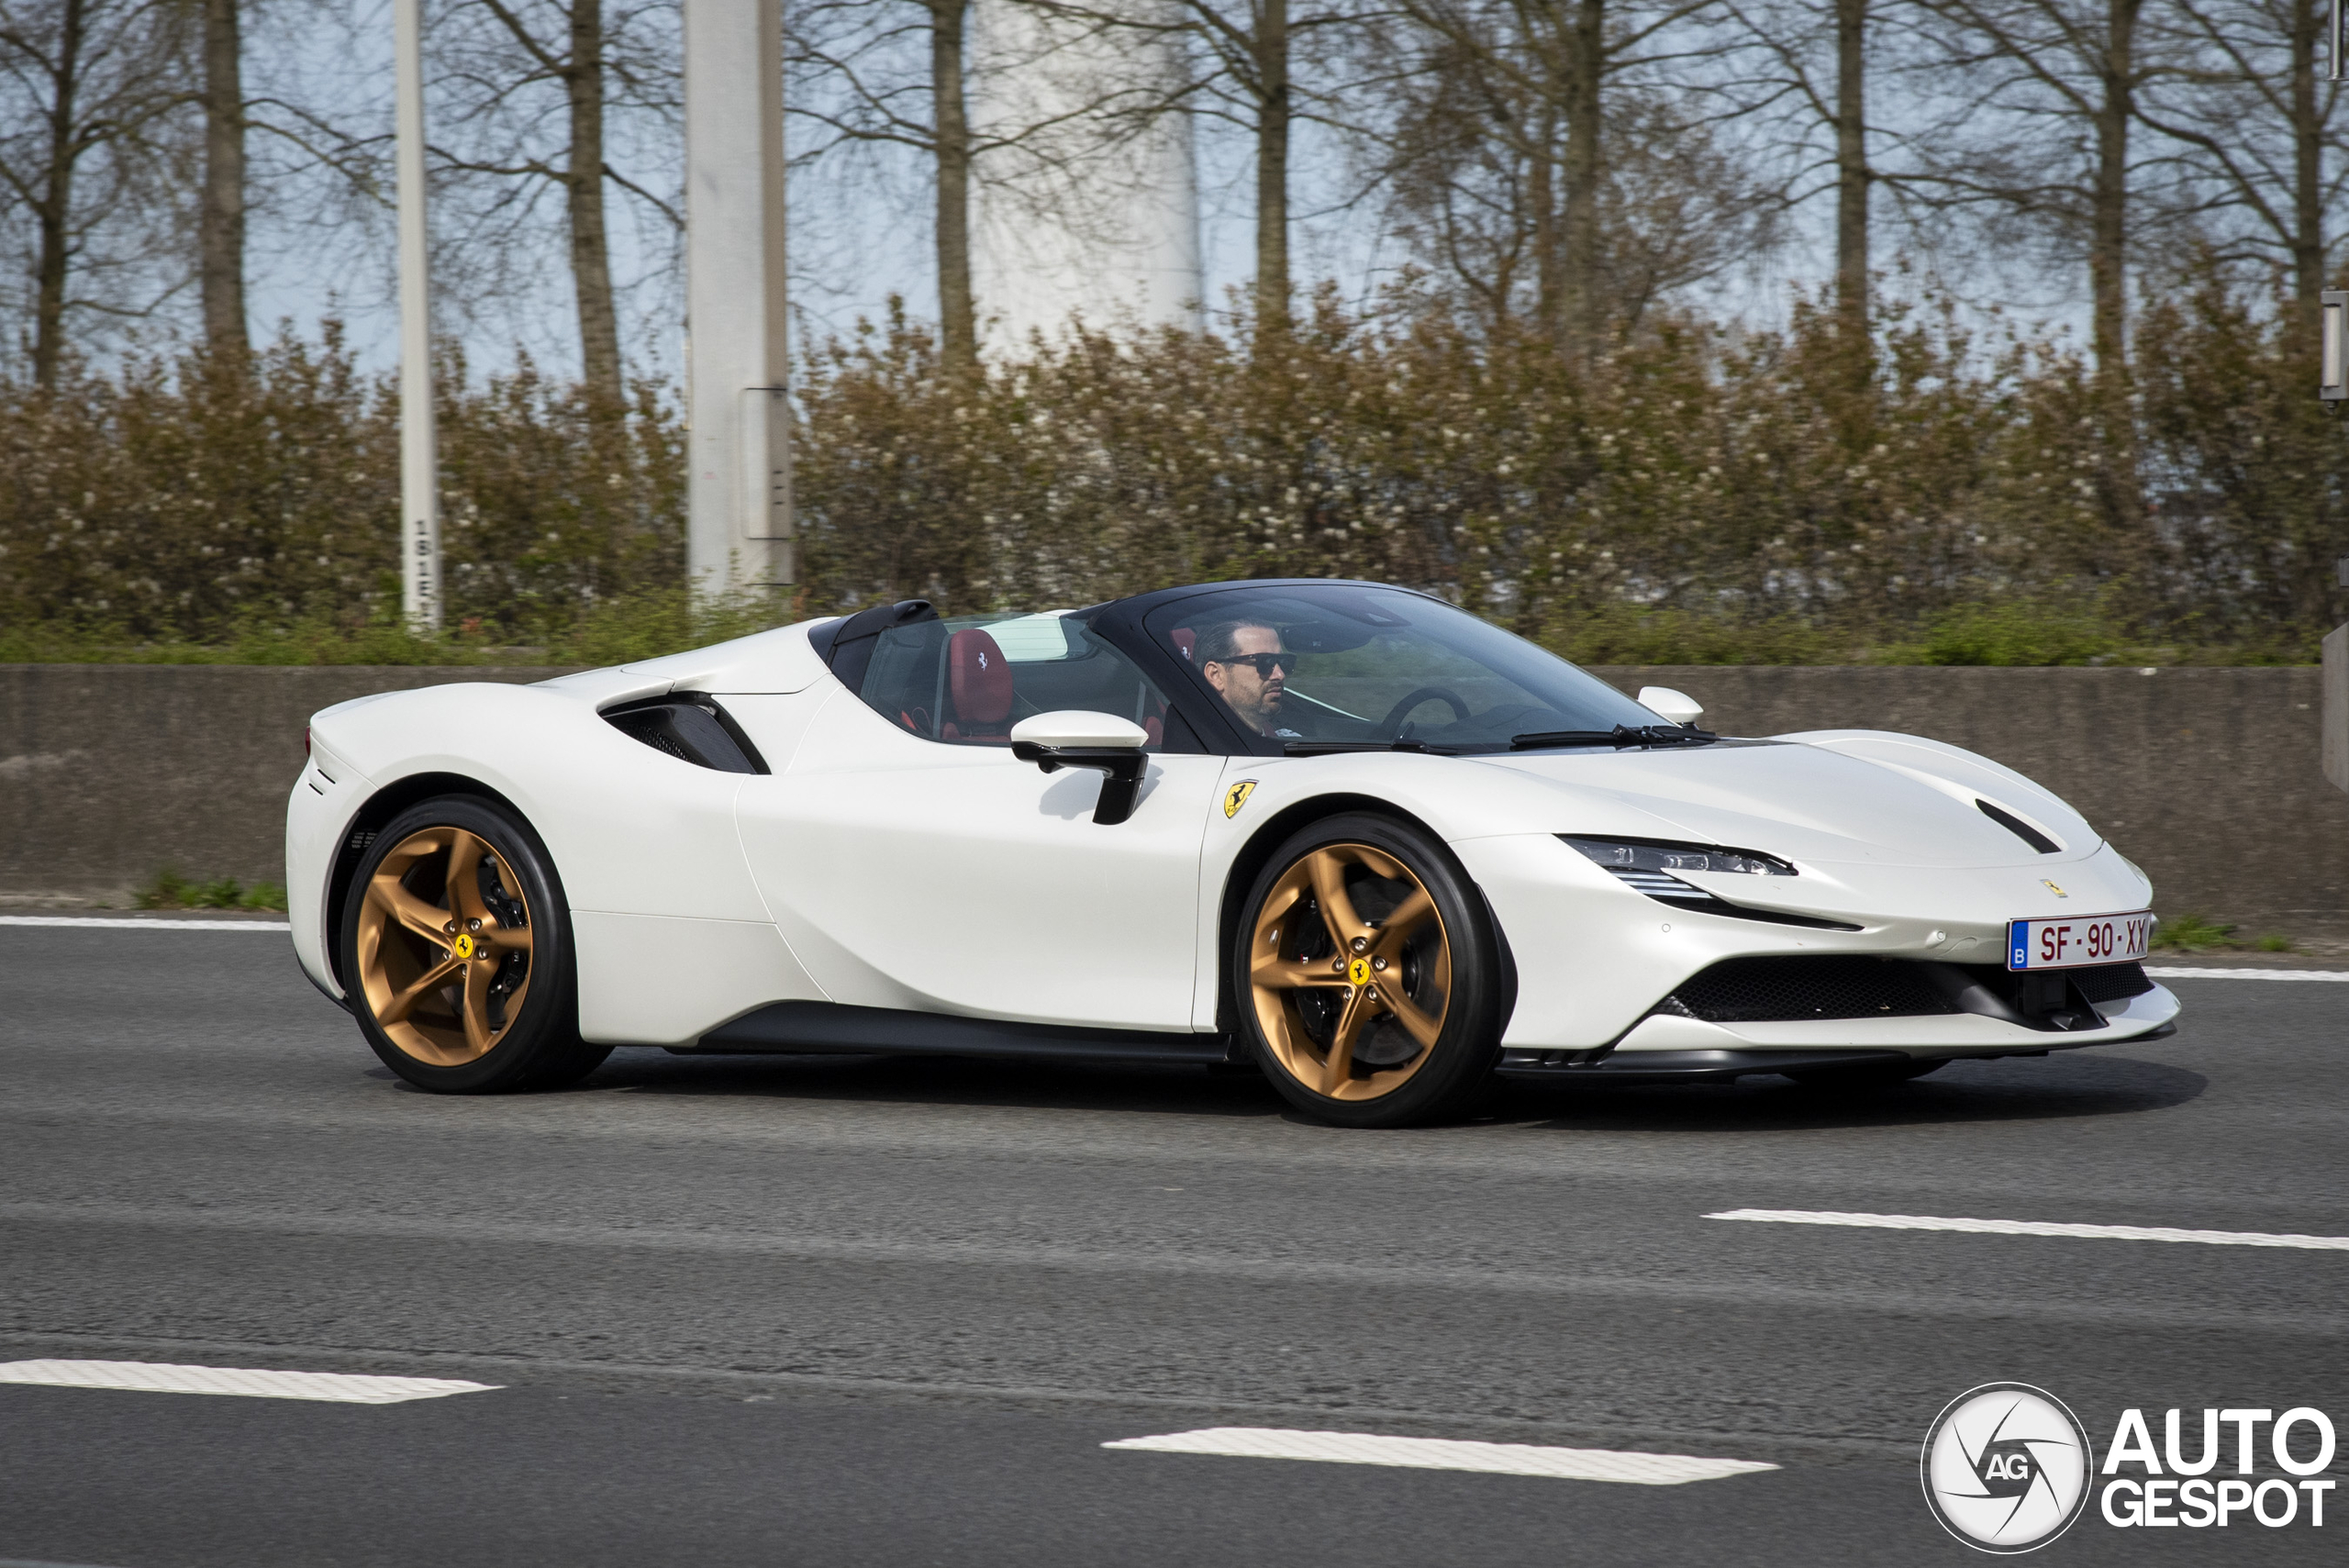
[1197, 619, 1300, 739]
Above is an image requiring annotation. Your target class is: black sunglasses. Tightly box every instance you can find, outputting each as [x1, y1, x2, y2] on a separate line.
[1211, 652, 1294, 677]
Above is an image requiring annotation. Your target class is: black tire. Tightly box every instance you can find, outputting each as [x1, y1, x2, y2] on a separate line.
[1784, 1056, 1947, 1090]
[338, 795, 609, 1093]
[1232, 812, 1504, 1128]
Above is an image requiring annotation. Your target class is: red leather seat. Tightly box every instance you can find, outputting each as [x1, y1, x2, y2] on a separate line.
[1171, 627, 1196, 662]
[943, 628, 1015, 741]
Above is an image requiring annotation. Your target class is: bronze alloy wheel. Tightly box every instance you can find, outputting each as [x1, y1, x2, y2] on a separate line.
[354, 825, 537, 1066]
[1249, 841, 1453, 1102]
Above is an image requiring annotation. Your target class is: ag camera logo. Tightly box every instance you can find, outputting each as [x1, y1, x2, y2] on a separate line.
[1921, 1383, 2092, 1553]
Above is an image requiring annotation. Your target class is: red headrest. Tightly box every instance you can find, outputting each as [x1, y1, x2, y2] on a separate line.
[949, 628, 1014, 726]
[1171, 628, 1196, 662]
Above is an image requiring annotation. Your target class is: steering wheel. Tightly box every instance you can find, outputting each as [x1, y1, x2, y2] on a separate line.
[1377, 686, 1472, 738]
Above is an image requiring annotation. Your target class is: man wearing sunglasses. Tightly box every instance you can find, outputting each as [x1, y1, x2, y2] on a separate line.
[1196, 619, 1300, 739]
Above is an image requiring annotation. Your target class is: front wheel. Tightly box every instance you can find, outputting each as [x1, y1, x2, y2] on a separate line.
[1233, 813, 1504, 1128]
[339, 795, 609, 1093]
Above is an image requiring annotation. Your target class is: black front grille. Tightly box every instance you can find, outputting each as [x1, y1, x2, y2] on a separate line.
[1664, 956, 1961, 1023]
[2069, 962, 2155, 1004]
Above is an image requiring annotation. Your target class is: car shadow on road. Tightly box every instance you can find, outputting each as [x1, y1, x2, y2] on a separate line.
[582, 1049, 1296, 1120]
[1491, 1050, 2207, 1133]
[569, 1045, 2203, 1133]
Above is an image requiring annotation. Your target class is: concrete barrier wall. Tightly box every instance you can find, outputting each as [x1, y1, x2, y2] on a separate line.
[3, 662, 2342, 931]
[0, 666, 561, 902]
[1587, 664, 2344, 933]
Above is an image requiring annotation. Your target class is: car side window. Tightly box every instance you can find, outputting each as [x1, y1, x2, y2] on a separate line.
[854, 614, 1174, 750]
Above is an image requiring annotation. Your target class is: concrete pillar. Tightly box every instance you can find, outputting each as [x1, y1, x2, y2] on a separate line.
[971, 0, 1201, 349]
[684, 0, 792, 601]
[394, 0, 440, 631]
[2324, 623, 2347, 794]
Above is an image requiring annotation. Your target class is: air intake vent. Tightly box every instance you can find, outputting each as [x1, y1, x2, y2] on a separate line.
[603, 695, 768, 774]
[2069, 962, 2154, 1004]
[1662, 956, 1962, 1023]
[1977, 798, 2060, 853]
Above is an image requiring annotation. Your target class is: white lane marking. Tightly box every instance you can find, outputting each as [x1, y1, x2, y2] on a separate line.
[2144, 966, 2348, 982]
[1104, 1428, 1776, 1485]
[1708, 1209, 2349, 1251]
[0, 916, 290, 931]
[0, 1359, 496, 1403]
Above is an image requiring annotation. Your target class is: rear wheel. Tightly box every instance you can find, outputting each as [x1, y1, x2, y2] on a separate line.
[1234, 813, 1503, 1128]
[339, 795, 609, 1093]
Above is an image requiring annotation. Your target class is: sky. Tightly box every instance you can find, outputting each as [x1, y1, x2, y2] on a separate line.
[226, 1, 2093, 390]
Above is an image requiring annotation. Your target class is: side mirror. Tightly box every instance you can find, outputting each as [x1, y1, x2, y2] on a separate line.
[1009, 710, 1150, 825]
[1636, 686, 1705, 728]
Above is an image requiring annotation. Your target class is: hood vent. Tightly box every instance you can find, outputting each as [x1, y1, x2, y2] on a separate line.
[1977, 798, 2060, 854]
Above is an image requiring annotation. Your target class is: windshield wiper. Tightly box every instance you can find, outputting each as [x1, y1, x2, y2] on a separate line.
[1509, 724, 1719, 751]
[1282, 739, 1464, 756]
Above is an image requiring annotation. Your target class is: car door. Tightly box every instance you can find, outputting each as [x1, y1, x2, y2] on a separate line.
[735, 613, 1226, 1032]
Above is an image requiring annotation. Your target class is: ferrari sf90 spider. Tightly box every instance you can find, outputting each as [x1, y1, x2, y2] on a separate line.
[288, 580, 2176, 1126]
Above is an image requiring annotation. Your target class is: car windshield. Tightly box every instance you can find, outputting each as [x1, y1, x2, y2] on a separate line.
[1141, 584, 1662, 751]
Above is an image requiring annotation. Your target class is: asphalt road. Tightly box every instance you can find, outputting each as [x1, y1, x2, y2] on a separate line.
[2, 923, 2344, 1567]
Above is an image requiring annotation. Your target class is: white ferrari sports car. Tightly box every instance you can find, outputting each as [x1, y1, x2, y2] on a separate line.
[288, 579, 2178, 1127]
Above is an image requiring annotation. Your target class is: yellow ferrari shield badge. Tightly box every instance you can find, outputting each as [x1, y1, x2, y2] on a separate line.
[452, 932, 476, 959]
[1223, 780, 1258, 819]
[2041, 879, 2068, 898]
[1348, 956, 1372, 987]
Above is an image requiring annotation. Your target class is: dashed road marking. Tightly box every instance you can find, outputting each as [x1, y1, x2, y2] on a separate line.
[1104, 1428, 1776, 1485]
[2144, 966, 2348, 982]
[0, 1359, 496, 1404]
[0, 917, 289, 931]
[1707, 1209, 2349, 1251]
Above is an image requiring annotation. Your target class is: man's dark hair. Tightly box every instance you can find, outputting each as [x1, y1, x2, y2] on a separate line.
[1195, 618, 1282, 665]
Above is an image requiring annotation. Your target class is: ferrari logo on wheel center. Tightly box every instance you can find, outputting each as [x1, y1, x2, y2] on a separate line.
[1348, 956, 1372, 986]
[451, 932, 476, 960]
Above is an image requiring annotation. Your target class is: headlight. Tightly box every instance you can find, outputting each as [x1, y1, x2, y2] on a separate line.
[1562, 837, 1796, 877]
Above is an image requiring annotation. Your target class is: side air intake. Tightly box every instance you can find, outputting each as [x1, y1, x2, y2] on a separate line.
[603, 694, 768, 774]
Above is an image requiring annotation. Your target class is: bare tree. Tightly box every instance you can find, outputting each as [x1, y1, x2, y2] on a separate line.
[1723, 0, 1884, 331]
[1907, 0, 2165, 379]
[0, 0, 189, 385]
[1103, 0, 1364, 331]
[791, 0, 1162, 368]
[429, 0, 681, 400]
[1362, 0, 1763, 351]
[790, 0, 996, 369]
[931, 0, 975, 363]
[2137, 0, 2347, 334]
[197, 0, 243, 353]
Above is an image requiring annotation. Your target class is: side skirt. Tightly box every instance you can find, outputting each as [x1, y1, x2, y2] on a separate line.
[679, 999, 1238, 1067]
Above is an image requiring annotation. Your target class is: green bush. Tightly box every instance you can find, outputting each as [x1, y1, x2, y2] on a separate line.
[2152, 914, 2239, 951]
[1, 277, 2341, 666]
[133, 871, 285, 911]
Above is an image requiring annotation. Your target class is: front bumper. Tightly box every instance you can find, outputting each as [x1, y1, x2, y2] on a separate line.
[1498, 1021, 2178, 1084]
[1453, 831, 2166, 1051]
[1497, 982, 2178, 1078]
